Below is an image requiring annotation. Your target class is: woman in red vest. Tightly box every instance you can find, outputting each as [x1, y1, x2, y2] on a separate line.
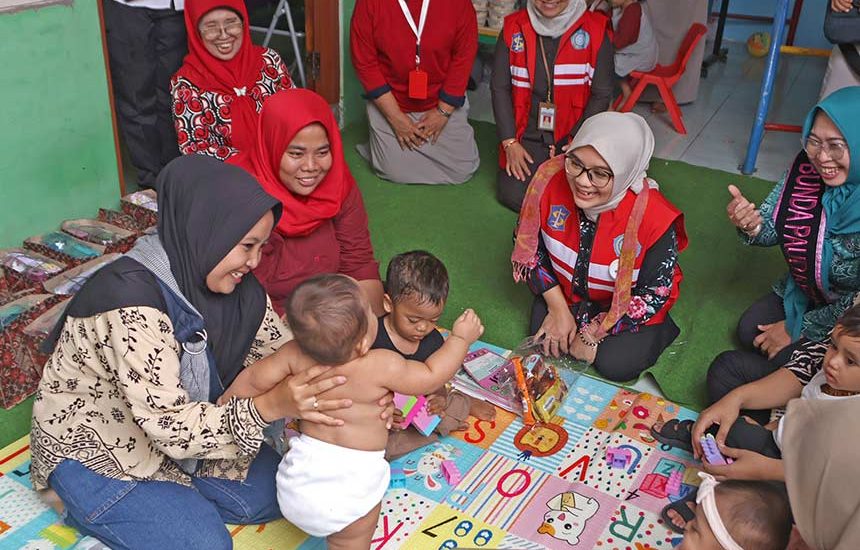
[512, 112, 687, 381]
[228, 89, 384, 316]
[492, 0, 615, 212]
[171, 0, 294, 162]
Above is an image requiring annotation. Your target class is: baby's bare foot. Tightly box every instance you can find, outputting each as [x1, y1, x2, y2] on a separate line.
[666, 501, 696, 531]
[469, 397, 497, 421]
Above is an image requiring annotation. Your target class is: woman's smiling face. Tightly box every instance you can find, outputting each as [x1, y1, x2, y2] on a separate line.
[206, 210, 274, 294]
[278, 123, 333, 196]
[533, 0, 571, 18]
[806, 112, 851, 188]
[198, 8, 244, 61]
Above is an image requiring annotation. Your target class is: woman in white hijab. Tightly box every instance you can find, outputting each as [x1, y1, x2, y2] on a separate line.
[491, 0, 616, 212]
[512, 111, 687, 381]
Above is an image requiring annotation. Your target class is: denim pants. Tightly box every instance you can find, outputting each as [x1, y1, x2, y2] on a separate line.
[49, 445, 281, 550]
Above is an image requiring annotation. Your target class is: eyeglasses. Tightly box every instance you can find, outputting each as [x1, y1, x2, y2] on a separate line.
[564, 155, 614, 188]
[199, 20, 243, 40]
[802, 136, 848, 161]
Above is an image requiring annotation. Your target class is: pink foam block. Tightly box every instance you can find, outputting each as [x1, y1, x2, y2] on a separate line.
[666, 469, 682, 496]
[441, 460, 461, 485]
[412, 403, 441, 436]
[393, 393, 426, 428]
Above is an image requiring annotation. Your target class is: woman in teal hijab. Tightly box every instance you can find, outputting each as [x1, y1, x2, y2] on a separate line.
[706, 86, 860, 409]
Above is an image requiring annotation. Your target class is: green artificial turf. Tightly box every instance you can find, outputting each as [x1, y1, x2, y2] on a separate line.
[0, 119, 785, 449]
[345, 119, 785, 411]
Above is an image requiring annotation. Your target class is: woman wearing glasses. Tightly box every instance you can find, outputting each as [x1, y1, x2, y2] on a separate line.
[512, 111, 687, 381]
[170, 0, 294, 163]
[706, 87, 860, 408]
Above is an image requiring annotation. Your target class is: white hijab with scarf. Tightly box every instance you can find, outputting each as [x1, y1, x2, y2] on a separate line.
[567, 111, 659, 221]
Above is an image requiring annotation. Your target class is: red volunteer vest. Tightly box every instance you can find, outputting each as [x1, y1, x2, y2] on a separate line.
[539, 171, 687, 325]
[499, 10, 608, 168]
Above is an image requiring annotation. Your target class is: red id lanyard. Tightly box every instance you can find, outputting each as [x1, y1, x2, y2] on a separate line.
[399, 0, 431, 100]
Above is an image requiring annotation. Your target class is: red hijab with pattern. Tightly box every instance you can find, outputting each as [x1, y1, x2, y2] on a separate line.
[229, 89, 355, 237]
[175, 0, 266, 152]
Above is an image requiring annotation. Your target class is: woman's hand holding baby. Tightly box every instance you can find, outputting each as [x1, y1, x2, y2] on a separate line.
[254, 365, 350, 426]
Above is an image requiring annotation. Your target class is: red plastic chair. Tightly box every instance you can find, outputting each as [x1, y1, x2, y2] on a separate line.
[613, 23, 708, 134]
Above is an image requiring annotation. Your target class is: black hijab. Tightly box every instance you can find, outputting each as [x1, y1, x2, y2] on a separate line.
[48, 155, 282, 386]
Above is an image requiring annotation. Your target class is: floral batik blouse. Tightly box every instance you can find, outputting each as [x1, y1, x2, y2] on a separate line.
[527, 215, 679, 335]
[170, 48, 294, 161]
[745, 176, 860, 342]
[30, 297, 290, 491]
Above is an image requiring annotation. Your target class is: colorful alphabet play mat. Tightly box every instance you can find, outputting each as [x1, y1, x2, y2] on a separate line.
[0, 340, 700, 549]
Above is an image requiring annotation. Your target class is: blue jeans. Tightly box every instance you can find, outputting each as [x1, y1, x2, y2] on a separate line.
[49, 445, 282, 550]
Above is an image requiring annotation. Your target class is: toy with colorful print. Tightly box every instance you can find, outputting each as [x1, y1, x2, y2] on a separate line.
[393, 392, 441, 436]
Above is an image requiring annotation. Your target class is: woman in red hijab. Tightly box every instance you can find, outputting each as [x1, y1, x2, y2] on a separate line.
[170, 0, 294, 162]
[229, 89, 384, 315]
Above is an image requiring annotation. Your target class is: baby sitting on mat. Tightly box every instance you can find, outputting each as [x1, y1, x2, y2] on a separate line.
[374, 250, 496, 458]
[220, 274, 483, 548]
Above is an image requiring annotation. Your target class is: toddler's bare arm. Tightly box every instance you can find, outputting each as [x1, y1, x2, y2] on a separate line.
[381, 309, 483, 396]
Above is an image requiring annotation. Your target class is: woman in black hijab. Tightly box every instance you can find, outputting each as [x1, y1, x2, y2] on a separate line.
[31, 156, 360, 549]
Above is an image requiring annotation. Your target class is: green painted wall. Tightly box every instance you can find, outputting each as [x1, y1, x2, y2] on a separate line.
[341, 0, 365, 127]
[0, 2, 119, 248]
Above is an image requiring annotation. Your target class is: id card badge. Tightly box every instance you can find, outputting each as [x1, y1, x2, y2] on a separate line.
[408, 69, 429, 100]
[538, 101, 556, 132]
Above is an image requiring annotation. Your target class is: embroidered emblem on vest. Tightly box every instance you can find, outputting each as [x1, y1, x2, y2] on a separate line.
[612, 234, 642, 257]
[234, 86, 247, 97]
[512, 32, 525, 53]
[571, 29, 590, 50]
[548, 205, 570, 230]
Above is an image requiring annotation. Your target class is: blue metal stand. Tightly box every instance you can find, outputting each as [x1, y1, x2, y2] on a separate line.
[741, 0, 790, 175]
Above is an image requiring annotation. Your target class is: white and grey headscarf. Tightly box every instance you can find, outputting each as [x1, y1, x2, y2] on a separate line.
[526, 0, 587, 38]
[566, 111, 658, 221]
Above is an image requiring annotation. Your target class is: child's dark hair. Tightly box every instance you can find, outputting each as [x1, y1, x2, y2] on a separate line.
[286, 274, 368, 365]
[385, 250, 449, 306]
[716, 480, 792, 550]
[836, 303, 860, 337]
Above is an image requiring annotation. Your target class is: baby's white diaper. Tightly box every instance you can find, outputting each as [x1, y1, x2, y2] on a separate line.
[276, 434, 390, 537]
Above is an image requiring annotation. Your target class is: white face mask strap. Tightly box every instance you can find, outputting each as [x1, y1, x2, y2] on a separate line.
[696, 472, 745, 550]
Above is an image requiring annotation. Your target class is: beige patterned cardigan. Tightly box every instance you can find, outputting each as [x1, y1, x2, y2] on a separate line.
[30, 298, 289, 491]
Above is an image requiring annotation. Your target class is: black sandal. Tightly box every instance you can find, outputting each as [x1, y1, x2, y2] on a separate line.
[660, 489, 697, 534]
[650, 419, 695, 453]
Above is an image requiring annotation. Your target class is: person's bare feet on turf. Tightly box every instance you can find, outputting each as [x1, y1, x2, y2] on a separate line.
[666, 501, 696, 531]
[469, 397, 497, 421]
